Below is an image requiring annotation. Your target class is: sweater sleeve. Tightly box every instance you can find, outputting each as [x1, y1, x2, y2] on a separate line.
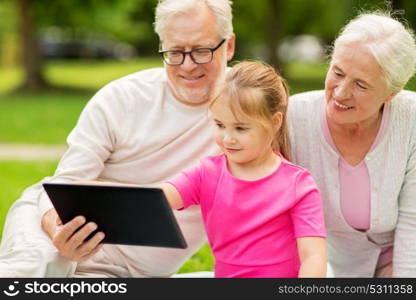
[291, 170, 327, 238]
[166, 163, 203, 210]
[393, 121, 416, 277]
[38, 83, 125, 216]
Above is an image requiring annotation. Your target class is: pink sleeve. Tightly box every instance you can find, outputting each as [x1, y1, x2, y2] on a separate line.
[166, 164, 202, 210]
[291, 170, 326, 238]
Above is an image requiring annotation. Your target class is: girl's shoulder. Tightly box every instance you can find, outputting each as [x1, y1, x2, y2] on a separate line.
[279, 158, 315, 182]
[198, 154, 227, 173]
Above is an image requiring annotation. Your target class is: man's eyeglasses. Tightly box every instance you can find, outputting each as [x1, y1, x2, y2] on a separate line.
[159, 39, 226, 66]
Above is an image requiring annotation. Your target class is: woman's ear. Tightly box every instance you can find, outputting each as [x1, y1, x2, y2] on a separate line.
[273, 112, 283, 132]
[385, 92, 397, 103]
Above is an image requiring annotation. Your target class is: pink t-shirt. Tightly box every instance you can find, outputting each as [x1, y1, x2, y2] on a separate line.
[167, 154, 326, 278]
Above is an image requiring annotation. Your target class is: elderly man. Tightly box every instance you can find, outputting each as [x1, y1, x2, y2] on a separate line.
[0, 0, 235, 277]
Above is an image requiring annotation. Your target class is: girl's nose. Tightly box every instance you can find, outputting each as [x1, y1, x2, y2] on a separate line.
[223, 132, 236, 144]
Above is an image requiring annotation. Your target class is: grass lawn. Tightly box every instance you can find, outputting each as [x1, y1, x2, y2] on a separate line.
[0, 160, 58, 238]
[0, 93, 89, 144]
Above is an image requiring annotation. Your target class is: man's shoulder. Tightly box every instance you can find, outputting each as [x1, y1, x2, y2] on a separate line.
[110, 67, 166, 87]
[86, 67, 167, 111]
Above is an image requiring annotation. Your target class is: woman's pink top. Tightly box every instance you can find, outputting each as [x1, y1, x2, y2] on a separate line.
[168, 154, 326, 278]
[321, 103, 393, 266]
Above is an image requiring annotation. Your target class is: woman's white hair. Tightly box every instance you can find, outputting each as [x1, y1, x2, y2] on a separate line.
[333, 12, 416, 93]
[154, 0, 233, 41]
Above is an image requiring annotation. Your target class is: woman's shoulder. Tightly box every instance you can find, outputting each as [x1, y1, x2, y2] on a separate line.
[391, 90, 416, 108]
[288, 90, 324, 117]
[289, 90, 325, 102]
[390, 90, 416, 122]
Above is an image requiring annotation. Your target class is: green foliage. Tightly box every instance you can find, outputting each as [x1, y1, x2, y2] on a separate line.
[2, 0, 416, 66]
[33, 0, 160, 51]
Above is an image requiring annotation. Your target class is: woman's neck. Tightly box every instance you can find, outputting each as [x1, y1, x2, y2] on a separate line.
[327, 109, 383, 166]
[227, 150, 281, 181]
[328, 109, 383, 139]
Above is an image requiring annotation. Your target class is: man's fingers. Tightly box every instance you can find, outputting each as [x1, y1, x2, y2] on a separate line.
[76, 233, 105, 261]
[66, 222, 98, 249]
[56, 215, 63, 226]
[50, 216, 105, 262]
[52, 216, 86, 248]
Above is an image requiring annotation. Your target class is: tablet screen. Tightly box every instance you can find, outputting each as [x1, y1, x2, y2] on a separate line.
[43, 183, 187, 249]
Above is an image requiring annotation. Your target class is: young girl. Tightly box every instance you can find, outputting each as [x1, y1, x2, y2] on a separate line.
[158, 61, 327, 278]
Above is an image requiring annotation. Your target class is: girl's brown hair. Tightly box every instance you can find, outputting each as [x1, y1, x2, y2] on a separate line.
[210, 61, 290, 160]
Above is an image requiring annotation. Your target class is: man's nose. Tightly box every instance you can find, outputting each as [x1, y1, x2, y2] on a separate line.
[180, 53, 198, 72]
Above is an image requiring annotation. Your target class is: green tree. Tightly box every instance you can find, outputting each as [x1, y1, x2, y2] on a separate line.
[7, 0, 156, 92]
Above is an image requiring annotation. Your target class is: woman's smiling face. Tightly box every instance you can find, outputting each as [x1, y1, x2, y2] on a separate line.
[325, 45, 396, 128]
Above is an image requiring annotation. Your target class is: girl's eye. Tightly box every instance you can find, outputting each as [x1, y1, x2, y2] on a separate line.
[215, 123, 225, 129]
[236, 126, 248, 131]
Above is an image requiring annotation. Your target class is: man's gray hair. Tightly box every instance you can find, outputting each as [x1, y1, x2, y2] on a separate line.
[333, 12, 416, 93]
[154, 0, 233, 41]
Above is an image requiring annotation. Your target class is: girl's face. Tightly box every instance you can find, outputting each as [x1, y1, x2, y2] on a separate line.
[211, 101, 275, 167]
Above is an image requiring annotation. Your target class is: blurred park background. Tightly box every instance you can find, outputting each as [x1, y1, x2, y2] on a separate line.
[0, 0, 415, 273]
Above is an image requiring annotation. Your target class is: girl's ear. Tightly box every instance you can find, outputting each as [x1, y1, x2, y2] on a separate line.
[273, 112, 283, 132]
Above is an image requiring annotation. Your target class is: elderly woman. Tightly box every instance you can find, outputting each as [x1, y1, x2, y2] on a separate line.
[288, 12, 416, 277]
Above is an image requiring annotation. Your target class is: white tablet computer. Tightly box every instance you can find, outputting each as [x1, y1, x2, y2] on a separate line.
[42, 183, 187, 249]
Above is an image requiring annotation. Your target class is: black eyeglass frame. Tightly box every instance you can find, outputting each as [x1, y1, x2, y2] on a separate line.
[159, 39, 226, 66]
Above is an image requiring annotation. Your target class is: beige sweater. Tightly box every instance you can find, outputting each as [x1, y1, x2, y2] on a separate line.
[1, 68, 219, 277]
[287, 90, 416, 277]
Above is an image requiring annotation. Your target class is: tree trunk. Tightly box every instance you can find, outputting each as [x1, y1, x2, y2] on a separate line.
[391, 0, 402, 11]
[266, 0, 281, 71]
[17, 0, 48, 92]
